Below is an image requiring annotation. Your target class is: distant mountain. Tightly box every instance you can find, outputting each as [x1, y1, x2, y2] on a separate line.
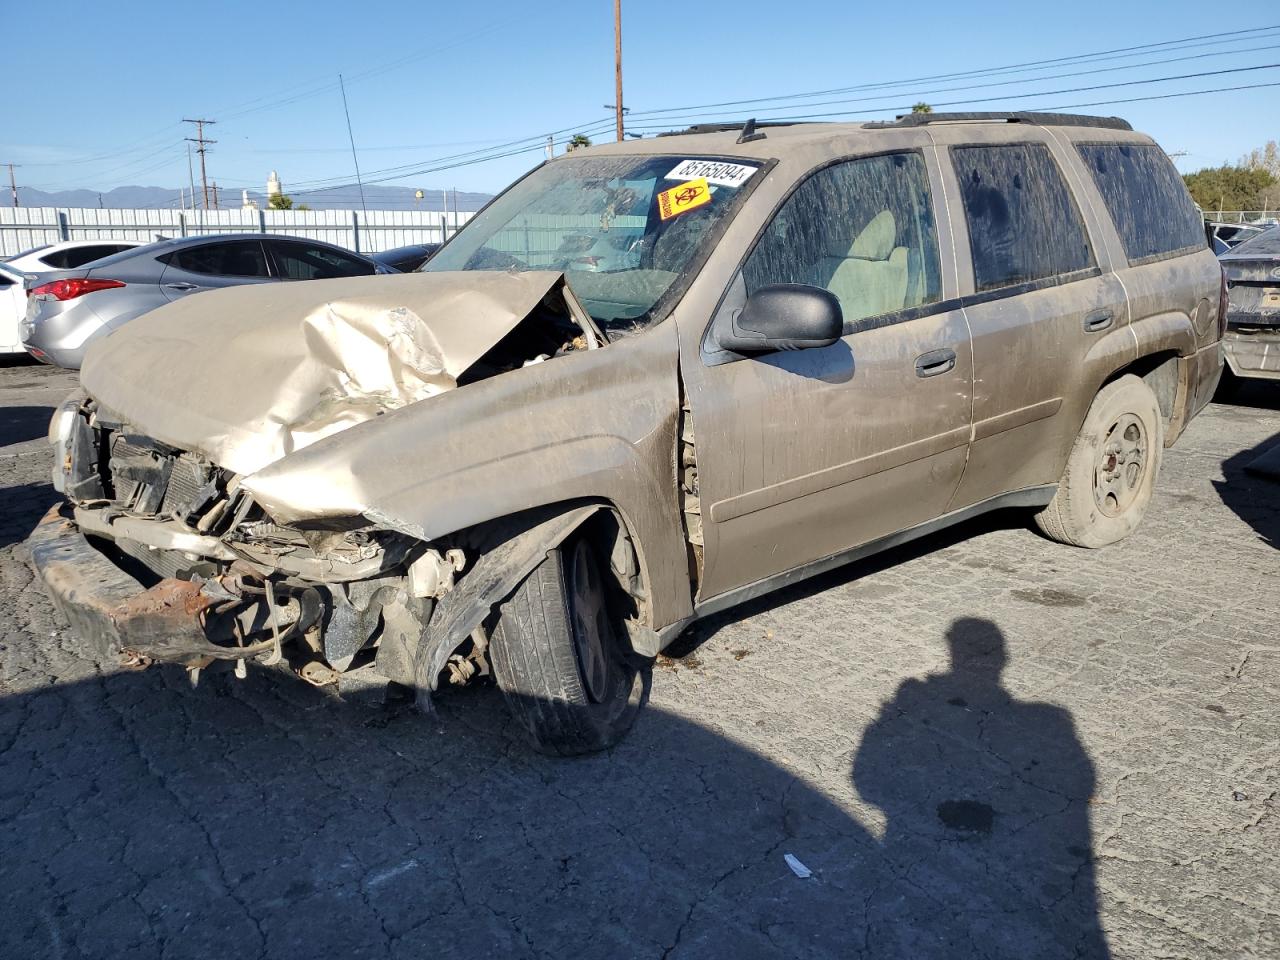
[15, 183, 493, 212]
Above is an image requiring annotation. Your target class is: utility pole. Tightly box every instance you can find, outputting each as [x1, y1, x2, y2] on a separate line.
[613, 0, 624, 142]
[212, 181, 219, 210]
[186, 143, 197, 214]
[6, 163, 18, 207]
[183, 118, 216, 210]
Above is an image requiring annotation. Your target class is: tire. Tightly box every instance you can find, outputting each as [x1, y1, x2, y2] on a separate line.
[1035, 375, 1164, 549]
[489, 536, 644, 755]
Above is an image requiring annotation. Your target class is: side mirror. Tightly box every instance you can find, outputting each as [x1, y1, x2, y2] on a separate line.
[716, 283, 843, 353]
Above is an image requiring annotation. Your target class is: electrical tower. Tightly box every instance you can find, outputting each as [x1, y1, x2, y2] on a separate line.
[182, 118, 217, 210]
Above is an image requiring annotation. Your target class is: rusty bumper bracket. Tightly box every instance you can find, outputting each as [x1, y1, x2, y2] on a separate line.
[26, 504, 265, 667]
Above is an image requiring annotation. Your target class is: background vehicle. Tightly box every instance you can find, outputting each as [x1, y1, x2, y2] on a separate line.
[1, 240, 141, 354]
[1219, 224, 1280, 387]
[372, 242, 439, 272]
[22, 233, 386, 368]
[32, 113, 1223, 756]
[1207, 220, 1266, 252]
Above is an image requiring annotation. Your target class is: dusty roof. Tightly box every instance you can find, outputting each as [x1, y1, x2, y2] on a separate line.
[571, 114, 1147, 161]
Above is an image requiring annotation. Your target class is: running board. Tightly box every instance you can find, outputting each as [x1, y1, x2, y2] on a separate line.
[656, 485, 1057, 646]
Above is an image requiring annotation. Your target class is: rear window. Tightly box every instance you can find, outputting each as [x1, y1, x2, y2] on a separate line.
[1226, 224, 1280, 258]
[39, 244, 134, 270]
[952, 143, 1095, 292]
[1076, 143, 1205, 263]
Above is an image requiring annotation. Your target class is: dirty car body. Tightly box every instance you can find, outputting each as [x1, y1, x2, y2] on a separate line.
[32, 114, 1223, 754]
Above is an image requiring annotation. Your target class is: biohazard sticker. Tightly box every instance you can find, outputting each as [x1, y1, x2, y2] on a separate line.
[665, 159, 758, 188]
[657, 178, 712, 220]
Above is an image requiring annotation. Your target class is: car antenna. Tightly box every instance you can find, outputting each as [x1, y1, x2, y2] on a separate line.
[736, 118, 766, 145]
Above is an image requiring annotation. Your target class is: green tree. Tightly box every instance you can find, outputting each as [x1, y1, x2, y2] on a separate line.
[566, 134, 592, 152]
[268, 193, 294, 210]
[1182, 165, 1276, 212]
[911, 102, 933, 114]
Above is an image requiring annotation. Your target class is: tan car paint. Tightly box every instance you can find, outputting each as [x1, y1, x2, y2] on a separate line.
[81, 270, 599, 476]
[63, 119, 1222, 651]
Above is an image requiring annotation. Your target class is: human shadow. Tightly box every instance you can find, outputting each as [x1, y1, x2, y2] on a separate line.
[0, 611, 1112, 959]
[853, 618, 1110, 958]
[1213, 431, 1280, 549]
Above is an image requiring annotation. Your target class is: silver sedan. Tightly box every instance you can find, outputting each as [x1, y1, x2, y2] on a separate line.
[23, 233, 388, 368]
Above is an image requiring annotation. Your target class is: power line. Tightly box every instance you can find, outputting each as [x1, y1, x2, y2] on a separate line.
[338, 75, 367, 216]
[629, 40, 1280, 127]
[627, 61, 1280, 130]
[625, 22, 1280, 119]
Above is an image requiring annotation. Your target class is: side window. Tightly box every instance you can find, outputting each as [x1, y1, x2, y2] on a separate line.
[742, 152, 942, 326]
[267, 241, 374, 280]
[1076, 143, 1204, 263]
[165, 241, 271, 278]
[951, 143, 1094, 292]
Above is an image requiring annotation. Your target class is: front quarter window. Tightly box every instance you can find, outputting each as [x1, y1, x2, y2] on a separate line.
[424, 154, 762, 332]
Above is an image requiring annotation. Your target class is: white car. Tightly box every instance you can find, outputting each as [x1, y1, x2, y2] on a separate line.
[1, 240, 141, 354]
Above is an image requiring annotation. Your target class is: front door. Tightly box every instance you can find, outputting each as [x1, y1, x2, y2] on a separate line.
[687, 150, 974, 601]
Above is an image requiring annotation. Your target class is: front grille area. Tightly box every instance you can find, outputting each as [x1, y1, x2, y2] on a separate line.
[104, 434, 219, 521]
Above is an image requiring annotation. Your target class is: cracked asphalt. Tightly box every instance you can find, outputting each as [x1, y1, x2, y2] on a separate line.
[0, 358, 1276, 959]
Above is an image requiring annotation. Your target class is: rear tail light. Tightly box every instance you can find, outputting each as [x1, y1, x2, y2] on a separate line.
[29, 278, 125, 301]
[1217, 265, 1230, 338]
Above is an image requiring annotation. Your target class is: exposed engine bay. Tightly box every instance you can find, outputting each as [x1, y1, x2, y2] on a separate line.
[40, 271, 606, 690]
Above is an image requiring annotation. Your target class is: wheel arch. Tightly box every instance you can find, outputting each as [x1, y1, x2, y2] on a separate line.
[409, 496, 662, 701]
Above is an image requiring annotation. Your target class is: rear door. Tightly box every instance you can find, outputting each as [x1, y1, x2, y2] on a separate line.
[1071, 139, 1223, 402]
[936, 135, 1129, 508]
[158, 239, 274, 300]
[689, 148, 973, 600]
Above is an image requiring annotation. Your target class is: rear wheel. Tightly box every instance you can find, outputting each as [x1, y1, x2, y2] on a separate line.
[1035, 375, 1164, 548]
[489, 535, 644, 755]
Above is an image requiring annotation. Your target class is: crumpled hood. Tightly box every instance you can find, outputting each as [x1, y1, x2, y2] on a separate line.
[81, 270, 592, 476]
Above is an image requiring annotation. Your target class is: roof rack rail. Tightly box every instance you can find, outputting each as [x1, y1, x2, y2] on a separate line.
[656, 120, 801, 138]
[864, 111, 1132, 131]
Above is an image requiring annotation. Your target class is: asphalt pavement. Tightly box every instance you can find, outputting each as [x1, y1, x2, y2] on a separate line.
[0, 357, 1276, 959]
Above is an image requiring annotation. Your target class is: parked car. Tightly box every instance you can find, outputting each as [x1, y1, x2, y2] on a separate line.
[1219, 224, 1280, 386]
[372, 243, 440, 272]
[1207, 221, 1266, 252]
[21, 233, 388, 368]
[29, 112, 1222, 755]
[0, 240, 142, 354]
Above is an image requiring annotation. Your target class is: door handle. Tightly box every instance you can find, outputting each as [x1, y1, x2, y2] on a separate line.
[915, 348, 957, 378]
[1083, 310, 1114, 333]
[164, 281, 200, 292]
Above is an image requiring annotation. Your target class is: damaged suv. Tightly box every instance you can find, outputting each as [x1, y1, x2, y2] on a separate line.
[31, 113, 1223, 754]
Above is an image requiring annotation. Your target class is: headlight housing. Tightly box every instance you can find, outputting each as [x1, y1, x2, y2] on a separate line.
[48, 391, 87, 494]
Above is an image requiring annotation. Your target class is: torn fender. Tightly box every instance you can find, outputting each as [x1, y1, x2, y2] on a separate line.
[239, 324, 694, 630]
[413, 504, 599, 702]
[81, 270, 595, 476]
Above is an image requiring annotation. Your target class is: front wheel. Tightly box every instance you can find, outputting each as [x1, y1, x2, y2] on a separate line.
[1035, 375, 1164, 549]
[489, 536, 644, 755]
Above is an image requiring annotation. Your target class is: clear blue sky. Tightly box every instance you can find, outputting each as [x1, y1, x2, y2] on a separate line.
[4, 0, 1277, 200]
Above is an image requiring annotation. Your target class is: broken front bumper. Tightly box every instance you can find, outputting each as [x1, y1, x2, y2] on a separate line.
[27, 504, 283, 667]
